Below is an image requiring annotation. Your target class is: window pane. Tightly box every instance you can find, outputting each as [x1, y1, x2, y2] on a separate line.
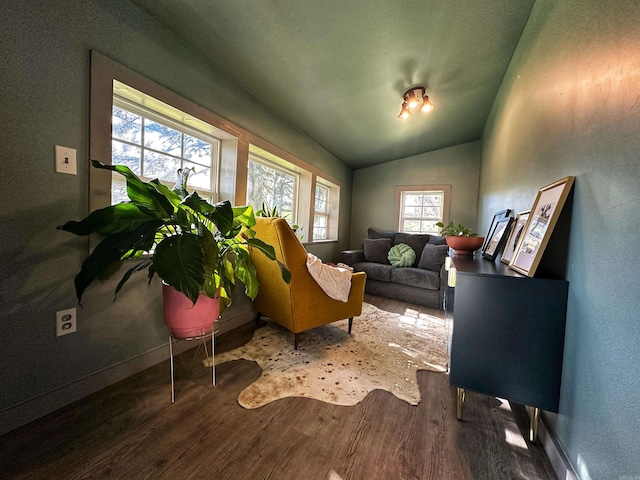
[143, 150, 180, 182]
[111, 180, 129, 204]
[144, 119, 182, 156]
[112, 106, 141, 144]
[184, 160, 212, 190]
[184, 135, 212, 167]
[422, 206, 441, 218]
[404, 193, 422, 206]
[420, 220, 440, 234]
[313, 227, 327, 240]
[315, 185, 328, 211]
[403, 220, 422, 233]
[404, 206, 422, 218]
[112, 140, 141, 174]
[423, 194, 442, 206]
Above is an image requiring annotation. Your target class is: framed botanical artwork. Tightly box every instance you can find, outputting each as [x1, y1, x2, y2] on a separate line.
[501, 210, 530, 265]
[481, 209, 512, 252]
[509, 176, 575, 277]
[482, 217, 514, 261]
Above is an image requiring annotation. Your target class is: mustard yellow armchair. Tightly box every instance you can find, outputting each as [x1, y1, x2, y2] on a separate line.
[250, 217, 367, 349]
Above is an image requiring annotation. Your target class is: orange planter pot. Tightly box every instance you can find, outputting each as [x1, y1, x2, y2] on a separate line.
[445, 236, 485, 256]
[162, 284, 219, 338]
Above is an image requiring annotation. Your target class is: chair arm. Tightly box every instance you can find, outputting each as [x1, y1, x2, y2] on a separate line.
[341, 249, 365, 266]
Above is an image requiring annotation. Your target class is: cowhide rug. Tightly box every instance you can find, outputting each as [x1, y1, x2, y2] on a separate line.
[205, 302, 448, 408]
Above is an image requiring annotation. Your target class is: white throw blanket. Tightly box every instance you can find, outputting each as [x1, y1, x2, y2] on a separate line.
[306, 253, 352, 302]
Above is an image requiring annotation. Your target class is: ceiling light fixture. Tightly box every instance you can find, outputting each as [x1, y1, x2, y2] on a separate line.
[398, 86, 435, 119]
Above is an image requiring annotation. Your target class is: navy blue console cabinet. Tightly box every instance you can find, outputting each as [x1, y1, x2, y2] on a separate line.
[446, 255, 568, 441]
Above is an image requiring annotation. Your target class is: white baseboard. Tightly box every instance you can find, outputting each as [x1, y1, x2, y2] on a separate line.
[0, 310, 256, 436]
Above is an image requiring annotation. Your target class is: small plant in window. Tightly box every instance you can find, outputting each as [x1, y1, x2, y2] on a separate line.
[256, 202, 303, 238]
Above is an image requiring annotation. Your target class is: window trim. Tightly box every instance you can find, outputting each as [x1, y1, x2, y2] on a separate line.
[394, 185, 451, 235]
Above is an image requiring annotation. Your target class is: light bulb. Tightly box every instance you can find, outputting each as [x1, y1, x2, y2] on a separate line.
[405, 90, 420, 109]
[398, 102, 412, 119]
[420, 95, 435, 113]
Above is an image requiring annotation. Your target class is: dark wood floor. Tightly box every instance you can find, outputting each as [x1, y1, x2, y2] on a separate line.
[0, 296, 556, 480]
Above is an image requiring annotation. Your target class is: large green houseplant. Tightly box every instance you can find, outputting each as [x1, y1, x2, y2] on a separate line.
[58, 161, 290, 314]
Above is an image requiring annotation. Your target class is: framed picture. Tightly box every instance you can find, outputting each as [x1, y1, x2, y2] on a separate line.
[482, 217, 514, 261]
[509, 176, 575, 277]
[501, 210, 530, 265]
[481, 209, 512, 252]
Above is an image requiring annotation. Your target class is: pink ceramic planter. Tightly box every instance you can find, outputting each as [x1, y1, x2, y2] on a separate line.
[162, 283, 219, 338]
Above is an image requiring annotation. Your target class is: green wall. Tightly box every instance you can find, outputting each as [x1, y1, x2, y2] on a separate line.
[350, 141, 481, 247]
[0, 0, 353, 428]
[480, 0, 640, 478]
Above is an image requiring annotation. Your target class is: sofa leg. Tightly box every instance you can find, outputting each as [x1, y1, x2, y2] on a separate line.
[348, 317, 353, 334]
[294, 332, 300, 350]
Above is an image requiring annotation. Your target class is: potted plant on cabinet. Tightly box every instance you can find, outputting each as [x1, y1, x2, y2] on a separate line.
[435, 220, 484, 256]
[58, 160, 290, 337]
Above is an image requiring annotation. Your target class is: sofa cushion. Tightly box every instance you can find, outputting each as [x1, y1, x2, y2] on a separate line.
[393, 233, 430, 267]
[390, 267, 440, 291]
[418, 244, 449, 272]
[362, 238, 392, 264]
[387, 243, 416, 267]
[428, 235, 448, 245]
[367, 227, 396, 241]
[353, 262, 393, 282]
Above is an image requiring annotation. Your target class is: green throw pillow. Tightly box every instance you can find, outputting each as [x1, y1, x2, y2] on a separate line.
[387, 243, 416, 267]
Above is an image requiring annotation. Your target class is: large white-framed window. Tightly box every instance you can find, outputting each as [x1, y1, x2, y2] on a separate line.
[111, 95, 220, 204]
[246, 153, 299, 222]
[90, 52, 239, 222]
[395, 185, 451, 235]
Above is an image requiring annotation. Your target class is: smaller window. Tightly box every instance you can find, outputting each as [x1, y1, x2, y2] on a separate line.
[396, 185, 451, 235]
[313, 183, 330, 240]
[312, 177, 339, 242]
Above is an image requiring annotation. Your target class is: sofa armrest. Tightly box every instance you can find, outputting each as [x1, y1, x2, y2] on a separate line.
[341, 249, 365, 266]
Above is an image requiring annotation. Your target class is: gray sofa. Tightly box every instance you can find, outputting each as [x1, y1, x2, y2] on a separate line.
[341, 227, 449, 309]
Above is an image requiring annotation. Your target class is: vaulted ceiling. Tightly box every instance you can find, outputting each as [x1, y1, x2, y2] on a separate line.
[129, 0, 536, 169]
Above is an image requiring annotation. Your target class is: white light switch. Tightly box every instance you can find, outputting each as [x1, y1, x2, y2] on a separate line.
[55, 145, 77, 175]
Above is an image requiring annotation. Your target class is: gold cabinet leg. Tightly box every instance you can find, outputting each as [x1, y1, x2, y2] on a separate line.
[529, 407, 540, 443]
[456, 387, 465, 420]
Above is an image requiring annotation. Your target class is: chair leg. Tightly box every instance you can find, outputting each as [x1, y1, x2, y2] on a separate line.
[348, 317, 353, 334]
[256, 312, 268, 328]
[294, 332, 300, 350]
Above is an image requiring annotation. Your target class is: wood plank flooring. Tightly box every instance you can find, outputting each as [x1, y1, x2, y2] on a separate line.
[0, 296, 556, 479]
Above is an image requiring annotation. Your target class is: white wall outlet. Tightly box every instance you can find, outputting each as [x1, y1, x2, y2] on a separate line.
[55, 145, 77, 175]
[56, 308, 77, 336]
